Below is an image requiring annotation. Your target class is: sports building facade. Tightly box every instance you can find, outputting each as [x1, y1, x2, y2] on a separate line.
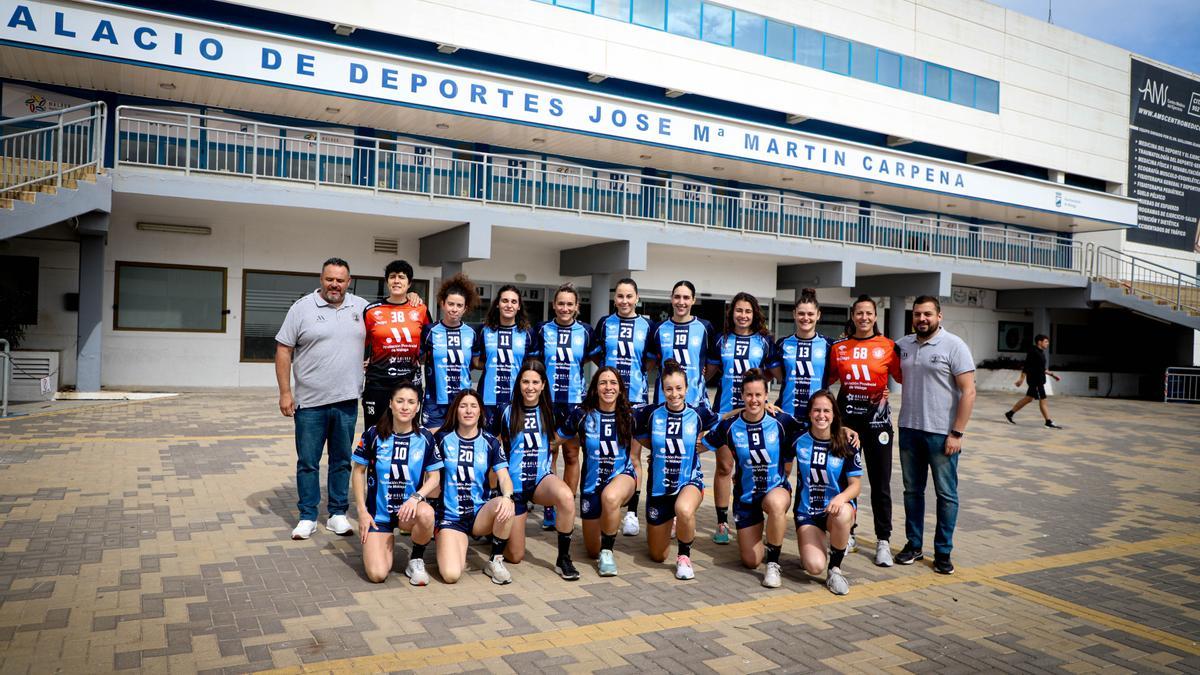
[1, 0, 1198, 397]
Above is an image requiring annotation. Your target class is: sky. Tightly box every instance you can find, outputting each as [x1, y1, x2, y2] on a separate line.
[986, 0, 1200, 74]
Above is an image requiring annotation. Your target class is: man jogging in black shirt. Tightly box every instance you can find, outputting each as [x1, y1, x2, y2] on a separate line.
[1005, 334, 1062, 429]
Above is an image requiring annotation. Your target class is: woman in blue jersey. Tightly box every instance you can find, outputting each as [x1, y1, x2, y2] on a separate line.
[473, 284, 536, 429]
[588, 277, 653, 538]
[421, 274, 480, 430]
[794, 389, 863, 596]
[351, 382, 442, 585]
[498, 361, 579, 580]
[647, 281, 718, 414]
[434, 389, 517, 585]
[635, 359, 718, 580]
[768, 288, 834, 421]
[703, 370, 802, 588]
[559, 367, 638, 576]
[710, 292, 776, 546]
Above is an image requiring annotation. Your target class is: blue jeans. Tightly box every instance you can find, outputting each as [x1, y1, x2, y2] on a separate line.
[294, 399, 357, 521]
[898, 428, 959, 556]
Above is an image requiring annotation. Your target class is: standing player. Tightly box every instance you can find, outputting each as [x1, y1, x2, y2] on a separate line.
[794, 390, 863, 596]
[1005, 334, 1062, 429]
[635, 360, 719, 580]
[420, 274, 480, 430]
[558, 367, 639, 576]
[589, 278, 653, 537]
[702, 370, 801, 588]
[362, 260, 430, 430]
[474, 284, 536, 429]
[769, 288, 834, 421]
[710, 292, 775, 546]
[829, 295, 901, 567]
[647, 280, 718, 411]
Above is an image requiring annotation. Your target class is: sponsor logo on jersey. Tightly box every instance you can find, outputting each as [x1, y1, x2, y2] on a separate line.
[878, 431, 890, 445]
[871, 347, 885, 359]
[409, 310, 420, 321]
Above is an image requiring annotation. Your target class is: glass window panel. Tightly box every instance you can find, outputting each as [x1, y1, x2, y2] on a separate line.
[632, 0, 665, 28]
[555, 0, 593, 11]
[823, 35, 850, 75]
[116, 263, 225, 332]
[974, 77, 1000, 112]
[850, 41, 876, 81]
[733, 11, 765, 53]
[925, 63, 950, 99]
[765, 20, 792, 60]
[701, 2, 732, 45]
[950, 69, 974, 106]
[667, 0, 700, 38]
[901, 56, 924, 94]
[794, 26, 822, 68]
[595, 0, 630, 20]
[877, 50, 901, 88]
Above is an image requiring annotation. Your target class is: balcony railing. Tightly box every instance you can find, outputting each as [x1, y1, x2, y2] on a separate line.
[114, 105, 1083, 273]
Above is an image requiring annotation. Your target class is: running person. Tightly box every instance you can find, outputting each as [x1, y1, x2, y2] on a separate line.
[351, 382, 441, 584]
[646, 280, 718, 411]
[702, 369, 801, 588]
[558, 367, 639, 576]
[362, 260, 431, 430]
[420, 274, 480, 430]
[710, 292, 776, 546]
[496, 361, 579, 580]
[768, 288, 834, 421]
[794, 389, 863, 596]
[433, 389, 516, 584]
[589, 277, 653, 537]
[829, 295, 900, 567]
[1004, 334, 1062, 429]
[635, 359, 719, 580]
[473, 284, 536, 429]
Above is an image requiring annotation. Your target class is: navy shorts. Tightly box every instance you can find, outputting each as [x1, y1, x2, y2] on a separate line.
[366, 516, 399, 533]
[580, 470, 637, 520]
[511, 474, 550, 517]
[1025, 384, 1047, 400]
[437, 503, 481, 535]
[733, 485, 791, 530]
[646, 483, 703, 526]
[795, 504, 854, 531]
[423, 403, 449, 430]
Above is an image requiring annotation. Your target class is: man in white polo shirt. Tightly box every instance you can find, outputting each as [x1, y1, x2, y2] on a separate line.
[893, 295, 976, 575]
[275, 257, 367, 540]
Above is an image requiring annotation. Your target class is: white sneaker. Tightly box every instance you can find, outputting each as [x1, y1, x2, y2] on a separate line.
[405, 559, 430, 586]
[326, 514, 353, 535]
[291, 520, 317, 540]
[874, 540, 894, 567]
[675, 554, 695, 580]
[484, 554, 512, 584]
[762, 562, 782, 588]
[847, 533, 858, 553]
[621, 511, 640, 536]
[826, 566, 850, 595]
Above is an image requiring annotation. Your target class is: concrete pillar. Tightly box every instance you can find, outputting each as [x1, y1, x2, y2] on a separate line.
[439, 261, 462, 283]
[887, 296, 906, 393]
[76, 213, 108, 392]
[1032, 307, 1051, 365]
[590, 272, 611, 324]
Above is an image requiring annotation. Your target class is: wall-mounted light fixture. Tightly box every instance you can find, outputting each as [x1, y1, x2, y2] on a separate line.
[136, 222, 212, 236]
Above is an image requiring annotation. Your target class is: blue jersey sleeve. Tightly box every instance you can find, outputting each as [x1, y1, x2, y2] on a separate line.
[708, 334, 725, 366]
[634, 404, 656, 441]
[702, 416, 732, 452]
[580, 321, 597, 358]
[420, 430, 445, 473]
[761, 334, 777, 370]
[471, 324, 486, 360]
[352, 428, 376, 466]
[420, 322, 434, 356]
[847, 448, 864, 477]
[529, 323, 546, 361]
[589, 317, 607, 359]
[696, 403, 720, 432]
[644, 321, 662, 361]
[486, 434, 508, 472]
[557, 405, 587, 439]
[766, 336, 786, 370]
[700, 319, 719, 364]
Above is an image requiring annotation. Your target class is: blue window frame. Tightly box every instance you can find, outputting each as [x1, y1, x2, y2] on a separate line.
[667, 0, 701, 38]
[795, 26, 822, 68]
[556, 0, 593, 11]
[877, 50, 901, 88]
[925, 63, 950, 100]
[975, 77, 1000, 112]
[765, 20, 793, 60]
[901, 55, 924, 94]
[733, 11, 766, 53]
[632, 0, 665, 29]
[595, 0, 630, 20]
[823, 35, 850, 75]
[850, 42, 876, 82]
[701, 2, 733, 45]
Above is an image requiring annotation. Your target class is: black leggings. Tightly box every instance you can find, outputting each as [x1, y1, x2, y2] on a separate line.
[844, 415, 893, 541]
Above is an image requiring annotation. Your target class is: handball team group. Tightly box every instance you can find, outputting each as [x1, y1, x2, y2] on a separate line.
[274, 257, 978, 594]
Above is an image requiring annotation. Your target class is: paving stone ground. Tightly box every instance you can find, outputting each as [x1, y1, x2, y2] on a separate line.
[0, 390, 1197, 674]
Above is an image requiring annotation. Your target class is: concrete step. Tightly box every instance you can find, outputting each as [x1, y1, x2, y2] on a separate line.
[0, 198, 12, 210]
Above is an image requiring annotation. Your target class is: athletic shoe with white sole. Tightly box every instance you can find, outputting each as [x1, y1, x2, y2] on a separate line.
[405, 559, 430, 586]
[598, 550, 618, 576]
[621, 512, 640, 536]
[874, 539, 894, 567]
[826, 567, 850, 595]
[291, 520, 317, 540]
[484, 554, 512, 584]
[555, 557, 580, 581]
[762, 562, 782, 588]
[674, 554, 695, 580]
[847, 533, 858, 553]
[712, 522, 731, 545]
[326, 514, 353, 535]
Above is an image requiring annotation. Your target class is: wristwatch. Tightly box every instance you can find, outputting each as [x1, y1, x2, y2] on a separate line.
[501, 493, 514, 501]
[411, 493, 426, 503]
[949, 430, 964, 439]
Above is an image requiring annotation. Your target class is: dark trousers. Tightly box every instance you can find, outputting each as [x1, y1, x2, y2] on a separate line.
[845, 415, 893, 541]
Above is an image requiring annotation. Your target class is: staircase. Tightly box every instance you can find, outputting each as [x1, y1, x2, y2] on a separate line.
[0, 102, 110, 240]
[1088, 245, 1200, 330]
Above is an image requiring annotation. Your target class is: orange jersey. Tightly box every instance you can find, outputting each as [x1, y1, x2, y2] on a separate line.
[363, 299, 431, 386]
[830, 334, 900, 416]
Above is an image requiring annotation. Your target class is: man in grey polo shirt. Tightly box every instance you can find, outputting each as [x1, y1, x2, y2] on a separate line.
[892, 295, 976, 575]
[275, 257, 367, 540]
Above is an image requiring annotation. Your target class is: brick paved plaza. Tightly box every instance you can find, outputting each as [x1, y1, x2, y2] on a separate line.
[0, 391, 1197, 673]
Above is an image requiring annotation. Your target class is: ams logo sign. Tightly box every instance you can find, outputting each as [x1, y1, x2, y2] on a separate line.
[1138, 79, 1170, 106]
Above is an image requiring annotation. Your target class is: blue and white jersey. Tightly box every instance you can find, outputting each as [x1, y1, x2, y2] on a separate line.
[792, 433, 863, 519]
[559, 407, 634, 495]
[420, 322, 477, 406]
[703, 411, 801, 506]
[769, 334, 833, 419]
[435, 430, 507, 522]
[635, 403, 719, 497]
[352, 427, 443, 522]
[497, 405, 554, 494]
[534, 320, 594, 405]
[710, 332, 775, 414]
[647, 317, 717, 408]
[474, 324, 535, 407]
[591, 314, 654, 405]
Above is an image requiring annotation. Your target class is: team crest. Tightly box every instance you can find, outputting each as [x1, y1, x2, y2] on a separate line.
[872, 347, 885, 359]
[409, 310, 421, 321]
[648, 507, 659, 521]
[581, 500, 591, 514]
[878, 431, 890, 445]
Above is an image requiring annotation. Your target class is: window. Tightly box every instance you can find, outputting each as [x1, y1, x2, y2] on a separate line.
[950, 69, 974, 107]
[594, 0, 630, 20]
[700, 2, 733, 45]
[925, 63, 950, 100]
[794, 26, 822, 68]
[114, 262, 227, 332]
[975, 77, 999, 112]
[850, 42, 876, 82]
[733, 11, 765, 54]
[877, 50, 901, 88]
[998, 321, 1033, 352]
[632, 0, 665, 29]
[823, 35, 850, 75]
[0, 255, 38, 325]
[666, 0, 700, 38]
[901, 55, 924, 94]
[765, 20, 793, 60]
[556, 0, 593, 11]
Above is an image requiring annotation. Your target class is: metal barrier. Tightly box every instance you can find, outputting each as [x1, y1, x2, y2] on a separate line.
[1164, 367, 1200, 403]
[0, 339, 9, 418]
[114, 105, 1085, 273]
[1, 101, 107, 198]
[1089, 245, 1200, 315]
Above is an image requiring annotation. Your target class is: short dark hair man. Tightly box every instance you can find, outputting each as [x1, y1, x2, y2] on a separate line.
[275, 257, 367, 540]
[893, 296, 976, 575]
[1005, 334, 1062, 429]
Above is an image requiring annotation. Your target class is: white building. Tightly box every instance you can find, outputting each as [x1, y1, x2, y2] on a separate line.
[1, 0, 1197, 397]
